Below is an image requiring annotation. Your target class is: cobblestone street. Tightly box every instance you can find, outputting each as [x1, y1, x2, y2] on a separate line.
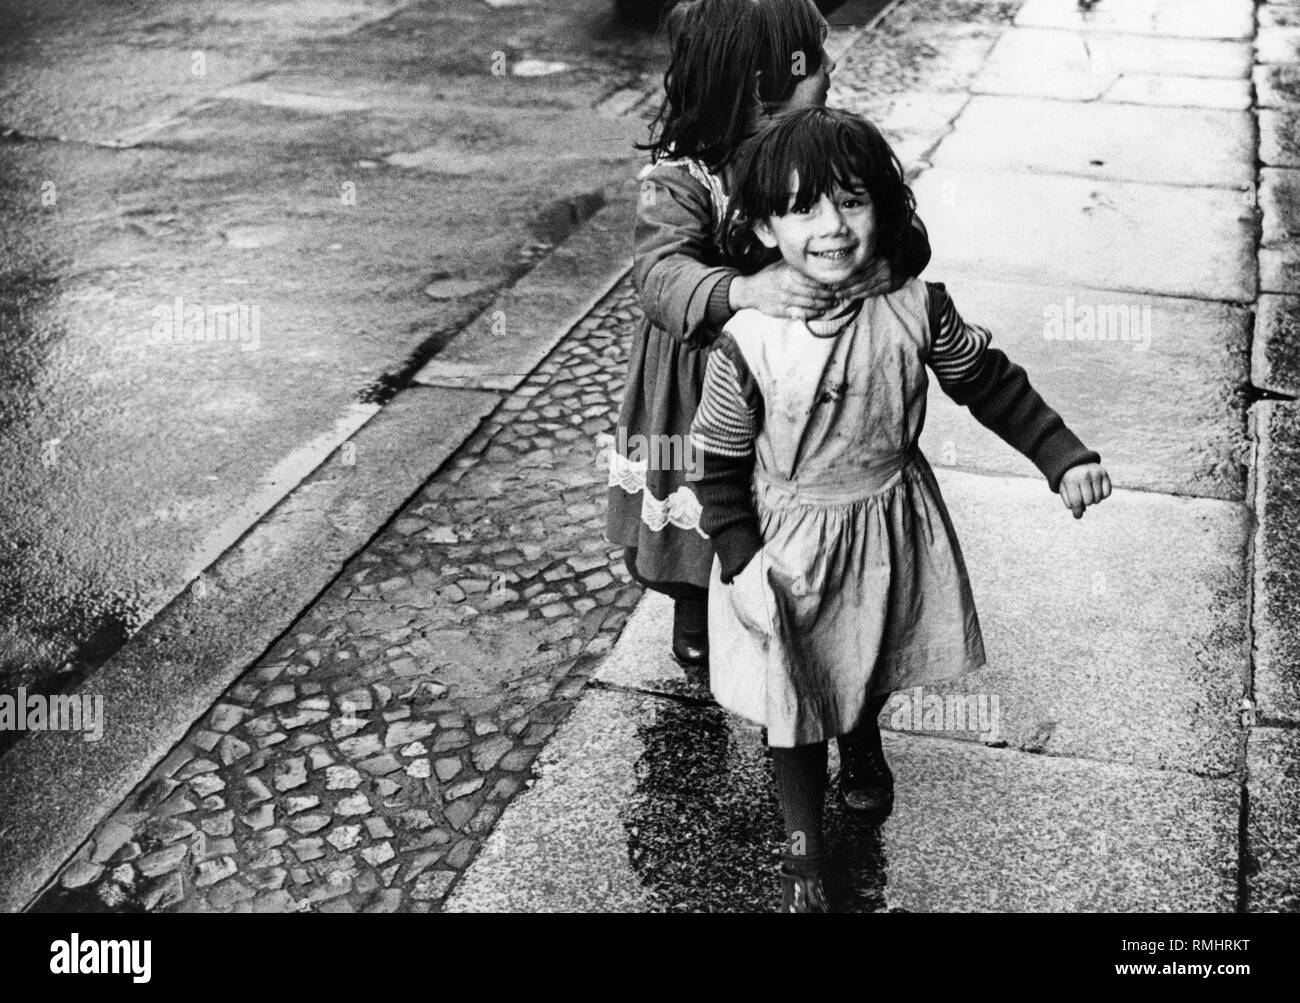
[33, 281, 643, 913]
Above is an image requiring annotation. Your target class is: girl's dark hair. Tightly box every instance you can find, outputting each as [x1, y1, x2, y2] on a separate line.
[726, 106, 917, 273]
[639, 0, 827, 171]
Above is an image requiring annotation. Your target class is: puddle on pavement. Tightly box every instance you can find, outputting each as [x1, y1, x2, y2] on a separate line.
[621, 696, 891, 912]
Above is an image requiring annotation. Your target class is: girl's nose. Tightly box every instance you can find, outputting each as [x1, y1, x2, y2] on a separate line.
[823, 50, 837, 77]
[816, 199, 847, 233]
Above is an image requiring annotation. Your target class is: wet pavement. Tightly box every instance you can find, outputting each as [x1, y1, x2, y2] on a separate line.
[451, 596, 1237, 913]
[0, 0, 659, 699]
[31, 278, 643, 913]
[10, 0, 1300, 914]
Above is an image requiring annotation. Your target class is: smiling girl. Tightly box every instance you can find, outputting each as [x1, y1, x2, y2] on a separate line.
[690, 107, 1110, 911]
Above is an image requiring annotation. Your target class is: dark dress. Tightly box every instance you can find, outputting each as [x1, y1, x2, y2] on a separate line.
[606, 157, 736, 596]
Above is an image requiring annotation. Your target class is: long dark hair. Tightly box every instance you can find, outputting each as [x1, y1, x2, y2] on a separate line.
[726, 106, 917, 273]
[639, 0, 827, 172]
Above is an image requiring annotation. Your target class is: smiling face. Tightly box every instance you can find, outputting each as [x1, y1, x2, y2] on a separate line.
[754, 175, 877, 286]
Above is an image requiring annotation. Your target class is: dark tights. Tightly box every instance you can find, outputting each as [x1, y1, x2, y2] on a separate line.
[770, 692, 890, 874]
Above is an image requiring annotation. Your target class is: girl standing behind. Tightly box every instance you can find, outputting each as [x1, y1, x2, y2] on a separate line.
[691, 107, 1110, 911]
[606, 0, 932, 672]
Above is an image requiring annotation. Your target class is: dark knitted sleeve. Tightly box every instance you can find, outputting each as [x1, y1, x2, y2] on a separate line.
[634, 164, 739, 347]
[689, 334, 764, 583]
[927, 282, 1100, 492]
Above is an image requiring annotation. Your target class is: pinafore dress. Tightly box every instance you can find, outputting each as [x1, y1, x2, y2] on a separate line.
[708, 278, 987, 747]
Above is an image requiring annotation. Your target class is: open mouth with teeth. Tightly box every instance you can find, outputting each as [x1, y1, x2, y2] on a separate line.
[810, 247, 855, 261]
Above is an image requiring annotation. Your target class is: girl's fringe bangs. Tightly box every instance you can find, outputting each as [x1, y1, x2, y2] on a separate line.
[737, 113, 899, 218]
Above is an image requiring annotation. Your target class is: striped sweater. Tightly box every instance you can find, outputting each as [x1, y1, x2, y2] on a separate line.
[689, 281, 1101, 582]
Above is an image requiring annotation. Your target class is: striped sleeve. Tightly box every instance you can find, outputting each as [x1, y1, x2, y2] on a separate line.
[690, 340, 758, 456]
[927, 281, 1102, 493]
[927, 281, 993, 389]
[690, 335, 764, 583]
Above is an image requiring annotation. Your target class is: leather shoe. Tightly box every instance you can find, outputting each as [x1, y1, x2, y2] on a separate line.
[671, 597, 708, 667]
[837, 723, 894, 821]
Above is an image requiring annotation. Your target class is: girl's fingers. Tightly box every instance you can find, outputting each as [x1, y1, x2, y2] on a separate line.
[784, 271, 827, 292]
[1061, 484, 1084, 519]
[835, 277, 888, 300]
[1100, 470, 1113, 499]
[789, 279, 837, 304]
[785, 292, 835, 312]
[1079, 479, 1097, 508]
[839, 262, 892, 299]
[785, 294, 827, 312]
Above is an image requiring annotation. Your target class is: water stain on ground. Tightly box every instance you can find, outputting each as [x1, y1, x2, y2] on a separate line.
[621, 695, 892, 912]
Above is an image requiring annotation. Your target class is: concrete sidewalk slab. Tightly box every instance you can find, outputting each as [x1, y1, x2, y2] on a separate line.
[975, 29, 1252, 104]
[1261, 168, 1300, 294]
[594, 591, 704, 701]
[1252, 401, 1300, 724]
[446, 686, 1238, 912]
[1101, 75, 1252, 111]
[913, 168, 1257, 302]
[1253, 295, 1300, 397]
[933, 96, 1254, 187]
[1246, 728, 1300, 912]
[873, 733, 1237, 913]
[413, 200, 633, 392]
[1261, 110, 1300, 167]
[1014, 0, 1254, 41]
[915, 277, 1251, 501]
[1255, 63, 1300, 109]
[866, 91, 971, 172]
[1258, 26, 1300, 66]
[925, 470, 1249, 776]
[0, 386, 497, 913]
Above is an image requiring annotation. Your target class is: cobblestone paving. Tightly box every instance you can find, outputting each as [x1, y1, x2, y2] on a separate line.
[33, 279, 644, 913]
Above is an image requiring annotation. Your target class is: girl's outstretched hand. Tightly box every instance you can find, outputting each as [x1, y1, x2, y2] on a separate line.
[830, 255, 901, 301]
[1059, 463, 1111, 519]
[731, 260, 838, 320]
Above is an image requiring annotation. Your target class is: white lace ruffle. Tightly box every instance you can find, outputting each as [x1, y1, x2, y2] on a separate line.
[608, 449, 708, 536]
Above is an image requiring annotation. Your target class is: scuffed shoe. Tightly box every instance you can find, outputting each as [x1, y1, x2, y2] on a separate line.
[779, 865, 830, 913]
[837, 723, 894, 821]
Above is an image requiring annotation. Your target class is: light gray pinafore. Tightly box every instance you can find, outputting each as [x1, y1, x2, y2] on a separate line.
[707, 278, 987, 747]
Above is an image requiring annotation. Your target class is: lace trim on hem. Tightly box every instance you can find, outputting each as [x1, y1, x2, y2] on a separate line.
[608, 449, 708, 537]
